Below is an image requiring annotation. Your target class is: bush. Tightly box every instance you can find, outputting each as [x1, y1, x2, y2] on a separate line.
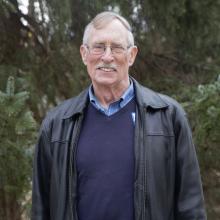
[0, 77, 37, 220]
[188, 75, 220, 218]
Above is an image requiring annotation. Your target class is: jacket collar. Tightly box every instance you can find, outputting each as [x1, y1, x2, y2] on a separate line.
[62, 77, 168, 119]
[132, 77, 168, 109]
[62, 88, 89, 119]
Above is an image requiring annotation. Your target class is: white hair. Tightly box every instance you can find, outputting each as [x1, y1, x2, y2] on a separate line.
[82, 11, 135, 46]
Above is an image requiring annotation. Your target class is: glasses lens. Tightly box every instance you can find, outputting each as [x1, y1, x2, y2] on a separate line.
[111, 46, 125, 54]
[87, 44, 129, 55]
[90, 45, 105, 54]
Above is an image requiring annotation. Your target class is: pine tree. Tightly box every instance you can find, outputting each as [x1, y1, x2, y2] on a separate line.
[0, 76, 37, 220]
[189, 76, 220, 219]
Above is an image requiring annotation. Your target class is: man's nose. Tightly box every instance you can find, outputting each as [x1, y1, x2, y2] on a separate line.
[101, 47, 114, 62]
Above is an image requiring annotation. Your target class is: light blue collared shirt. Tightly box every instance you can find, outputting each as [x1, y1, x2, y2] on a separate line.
[89, 81, 135, 116]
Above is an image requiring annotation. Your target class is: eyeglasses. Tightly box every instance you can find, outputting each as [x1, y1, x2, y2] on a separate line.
[85, 43, 131, 55]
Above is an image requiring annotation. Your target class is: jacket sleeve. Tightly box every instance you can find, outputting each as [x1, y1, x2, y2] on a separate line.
[31, 119, 52, 220]
[173, 106, 207, 220]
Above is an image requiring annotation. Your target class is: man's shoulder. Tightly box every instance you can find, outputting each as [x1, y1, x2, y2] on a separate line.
[133, 78, 185, 114]
[158, 93, 186, 114]
[43, 88, 89, 123]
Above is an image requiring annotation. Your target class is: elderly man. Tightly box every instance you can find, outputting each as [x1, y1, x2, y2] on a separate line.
[32, 11, 206, 220]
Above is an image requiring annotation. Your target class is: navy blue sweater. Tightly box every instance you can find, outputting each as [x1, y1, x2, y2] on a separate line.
[76, 98, 136, 220]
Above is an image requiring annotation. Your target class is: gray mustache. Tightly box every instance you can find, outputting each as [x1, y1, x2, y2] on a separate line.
[96, 64, 117, 69]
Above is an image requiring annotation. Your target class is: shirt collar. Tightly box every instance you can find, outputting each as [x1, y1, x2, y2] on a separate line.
[89, 81, 134, 110]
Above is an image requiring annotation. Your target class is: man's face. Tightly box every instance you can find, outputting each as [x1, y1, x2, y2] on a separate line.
[80, 19, 138, 89]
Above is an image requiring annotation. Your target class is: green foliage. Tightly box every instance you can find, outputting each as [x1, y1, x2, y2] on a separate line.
[190, 75, 220, 168]
[0, 0, 17, 16]
[133, 0, 220, 62]
[0, 0, 220, 218]
[0, 76, 37, 219]
[188, 76, 220, 218]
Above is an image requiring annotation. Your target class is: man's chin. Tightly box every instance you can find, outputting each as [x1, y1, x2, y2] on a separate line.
[96, 79, 116, 86]
[93, 76, 117, 86]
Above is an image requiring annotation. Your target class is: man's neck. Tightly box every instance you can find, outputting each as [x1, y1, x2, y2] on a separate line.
[92, 80, 130, 109]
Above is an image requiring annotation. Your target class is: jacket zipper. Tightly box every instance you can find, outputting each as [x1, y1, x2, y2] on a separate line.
[140, 107, 151, 220]
[69, 115, 83, 220]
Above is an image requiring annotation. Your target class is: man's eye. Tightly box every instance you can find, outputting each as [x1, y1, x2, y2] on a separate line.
[112, 46, 124, 53]
[91, 45, 105, 54]
[114, 46, 123, 49]
[93, 45, 104, 49]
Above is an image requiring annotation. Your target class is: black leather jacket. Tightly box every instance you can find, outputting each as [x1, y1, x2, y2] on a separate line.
[32, 78, 206, 220]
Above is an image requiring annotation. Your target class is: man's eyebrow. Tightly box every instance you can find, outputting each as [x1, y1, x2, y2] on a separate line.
[111, 43, 124, 47]
[92, 42, 124, 46]
[92, 42, 105, 44]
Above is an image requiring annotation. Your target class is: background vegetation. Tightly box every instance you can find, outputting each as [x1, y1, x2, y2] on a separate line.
[0, 0, 219, 219]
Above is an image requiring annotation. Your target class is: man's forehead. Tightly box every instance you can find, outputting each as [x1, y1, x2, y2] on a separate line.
[91, 40, 125, 45]
[88, 20, 128, 45]
[90, 37, 126, 46]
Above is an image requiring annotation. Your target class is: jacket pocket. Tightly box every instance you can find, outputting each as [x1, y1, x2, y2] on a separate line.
[145, 134, 175, 220]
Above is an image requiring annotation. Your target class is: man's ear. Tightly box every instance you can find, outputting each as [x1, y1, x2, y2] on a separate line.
[128, 46, 138, 66]
[80, 45, 88, 65]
